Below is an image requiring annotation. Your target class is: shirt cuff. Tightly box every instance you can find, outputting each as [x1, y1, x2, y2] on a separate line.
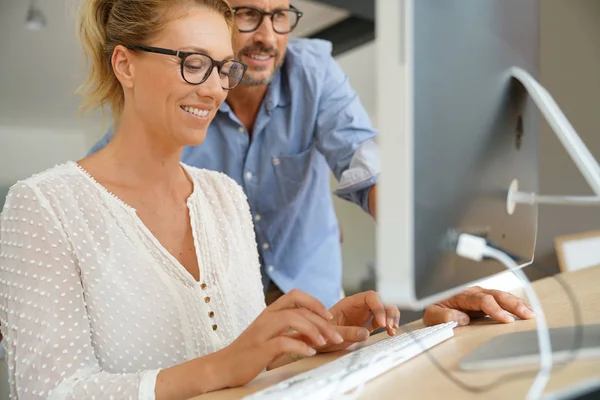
[334, 139, 379, 213]
[139, 369, 161, 400]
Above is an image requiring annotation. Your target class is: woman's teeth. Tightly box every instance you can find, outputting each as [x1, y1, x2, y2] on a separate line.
[182, 106, 209, 118]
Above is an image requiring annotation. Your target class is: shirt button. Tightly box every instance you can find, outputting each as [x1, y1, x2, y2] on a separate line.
[245, 171, 253, 180]
[272, 158, 280, 166]
[263, 243, 270, 250]
[238, 126, 245, 133]
[268, 265, 275, 273]
[254, 214, 262, 222]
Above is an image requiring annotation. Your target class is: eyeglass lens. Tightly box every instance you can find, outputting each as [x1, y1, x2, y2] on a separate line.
[182, 54, 245, 89]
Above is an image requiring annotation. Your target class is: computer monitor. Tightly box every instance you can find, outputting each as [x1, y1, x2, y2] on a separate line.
[375, 0, 541, 308]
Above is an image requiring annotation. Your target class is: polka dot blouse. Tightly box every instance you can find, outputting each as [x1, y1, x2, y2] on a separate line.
[0, 162, 266, 399]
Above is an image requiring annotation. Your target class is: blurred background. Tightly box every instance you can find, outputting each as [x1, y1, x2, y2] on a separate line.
[1, 0, 599, 304]
[1, 0, 600, 398]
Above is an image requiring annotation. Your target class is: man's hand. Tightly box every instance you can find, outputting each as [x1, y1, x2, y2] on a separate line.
[424, 286, 535, 327]
[368, 184, 377, 219]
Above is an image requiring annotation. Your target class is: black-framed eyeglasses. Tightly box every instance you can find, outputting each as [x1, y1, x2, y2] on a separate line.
[232, 5, 303, 34]
[128, 45, 247, 90]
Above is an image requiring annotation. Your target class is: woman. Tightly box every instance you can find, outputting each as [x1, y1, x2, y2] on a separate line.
[0, 0, 400, 398]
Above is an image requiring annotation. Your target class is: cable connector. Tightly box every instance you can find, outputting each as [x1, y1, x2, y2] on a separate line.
[455, 234, 487, 262]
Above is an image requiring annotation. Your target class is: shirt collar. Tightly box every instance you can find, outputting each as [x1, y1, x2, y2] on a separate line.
[265, 67, 291, 111]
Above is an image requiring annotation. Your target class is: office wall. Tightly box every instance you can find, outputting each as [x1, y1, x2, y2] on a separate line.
[0, 126, 97, 210]
[332, 42, 377, 293]
[533, 0, 600, 278]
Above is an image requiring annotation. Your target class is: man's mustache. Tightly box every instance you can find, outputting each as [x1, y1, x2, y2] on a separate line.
[240, 44, 279, 57]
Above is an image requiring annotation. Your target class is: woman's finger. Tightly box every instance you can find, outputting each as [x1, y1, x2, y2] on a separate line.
[384, 304, 401, 335]
[266, 336, 317, 360]
[363, 290, 387, 329]
[264, 309, 340, 348]
[268, 289, 333, 321]
[334, 325, 370, 343]
[295, 308, 344, 345]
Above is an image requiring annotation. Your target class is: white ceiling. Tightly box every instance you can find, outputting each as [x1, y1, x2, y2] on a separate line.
[0, 0, 348, 131]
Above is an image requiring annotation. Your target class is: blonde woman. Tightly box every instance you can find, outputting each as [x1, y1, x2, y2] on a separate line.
[0, 1, 402, 399]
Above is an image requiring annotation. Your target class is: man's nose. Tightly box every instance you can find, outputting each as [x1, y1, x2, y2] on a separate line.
[252, 14, 277, 47]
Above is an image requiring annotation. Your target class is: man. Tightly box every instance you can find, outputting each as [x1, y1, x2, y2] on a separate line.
[89, 0, 535, 327]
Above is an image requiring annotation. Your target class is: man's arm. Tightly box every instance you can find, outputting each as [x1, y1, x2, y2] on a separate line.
[87, 125, 115, 156]
[313, 52, 379, 217]
[368, 184, 377, 219]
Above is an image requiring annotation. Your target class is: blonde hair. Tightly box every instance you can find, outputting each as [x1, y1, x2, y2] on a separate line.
[76, 0, 234, 120]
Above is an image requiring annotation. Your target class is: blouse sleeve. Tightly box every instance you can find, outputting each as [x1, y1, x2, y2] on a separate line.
[0, 182, 160, 400]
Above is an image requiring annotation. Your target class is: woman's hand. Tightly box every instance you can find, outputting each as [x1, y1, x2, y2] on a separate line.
[319, 291, 401, 352]
[286, 291, 401, 354]
[215, 289, 345, 388]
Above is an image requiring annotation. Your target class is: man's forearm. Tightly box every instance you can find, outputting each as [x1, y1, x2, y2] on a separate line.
[368, 184, 377, 219]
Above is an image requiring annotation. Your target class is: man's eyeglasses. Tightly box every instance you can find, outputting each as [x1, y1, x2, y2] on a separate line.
[128, 45, 247, 90]
[232, 5, 303, 34]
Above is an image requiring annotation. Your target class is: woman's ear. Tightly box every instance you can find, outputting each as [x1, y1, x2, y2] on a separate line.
[112, 45, 135, 89]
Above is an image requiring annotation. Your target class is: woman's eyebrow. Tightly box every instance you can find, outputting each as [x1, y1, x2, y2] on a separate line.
[181, 46, 235, 59]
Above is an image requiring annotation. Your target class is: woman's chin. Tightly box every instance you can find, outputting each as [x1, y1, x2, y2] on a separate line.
[179, 129, 208, 147]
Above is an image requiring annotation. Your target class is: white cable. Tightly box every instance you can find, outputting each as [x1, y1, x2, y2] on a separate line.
[482, 247, 552, 400]
[511, 192, 600, 206]
[456, 234, 552, 400]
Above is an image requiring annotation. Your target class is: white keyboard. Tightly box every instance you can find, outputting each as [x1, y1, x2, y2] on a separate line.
[243, 321, 458, 400]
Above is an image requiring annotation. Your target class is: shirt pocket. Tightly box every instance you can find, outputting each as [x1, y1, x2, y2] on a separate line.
[272, 147, 315, 206]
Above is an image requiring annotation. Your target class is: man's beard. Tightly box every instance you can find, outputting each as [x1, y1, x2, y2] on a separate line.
[237, 44, 284, 86]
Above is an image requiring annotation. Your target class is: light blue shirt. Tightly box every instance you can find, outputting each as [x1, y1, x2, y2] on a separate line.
[89, 39, 379, 308]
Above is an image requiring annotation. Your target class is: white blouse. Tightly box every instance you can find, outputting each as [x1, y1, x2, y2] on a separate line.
[0, 162, 267, 399]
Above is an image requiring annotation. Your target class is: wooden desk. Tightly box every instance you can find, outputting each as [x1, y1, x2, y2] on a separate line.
[195, 266, 600, 400]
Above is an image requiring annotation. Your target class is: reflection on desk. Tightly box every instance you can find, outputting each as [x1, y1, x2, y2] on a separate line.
[194, 265, 600, 400]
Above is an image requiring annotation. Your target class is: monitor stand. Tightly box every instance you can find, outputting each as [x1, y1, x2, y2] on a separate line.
[506, 67, 600, 212]
[460, 324, 600, 371]
[460, 66, 600, 376]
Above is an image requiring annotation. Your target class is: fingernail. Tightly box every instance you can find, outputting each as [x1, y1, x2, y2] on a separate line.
[326, 311, 334, 320]
[521, 306, 535, 316]
[334, 332, 344, 344]
[458, 315, 470, 326]
[504, 312, 515, 322]
[388, 318, 394, 329]
[308, 348, 317, 356]
[358, 329, 369, 341]
[318, 335, 326, 346]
